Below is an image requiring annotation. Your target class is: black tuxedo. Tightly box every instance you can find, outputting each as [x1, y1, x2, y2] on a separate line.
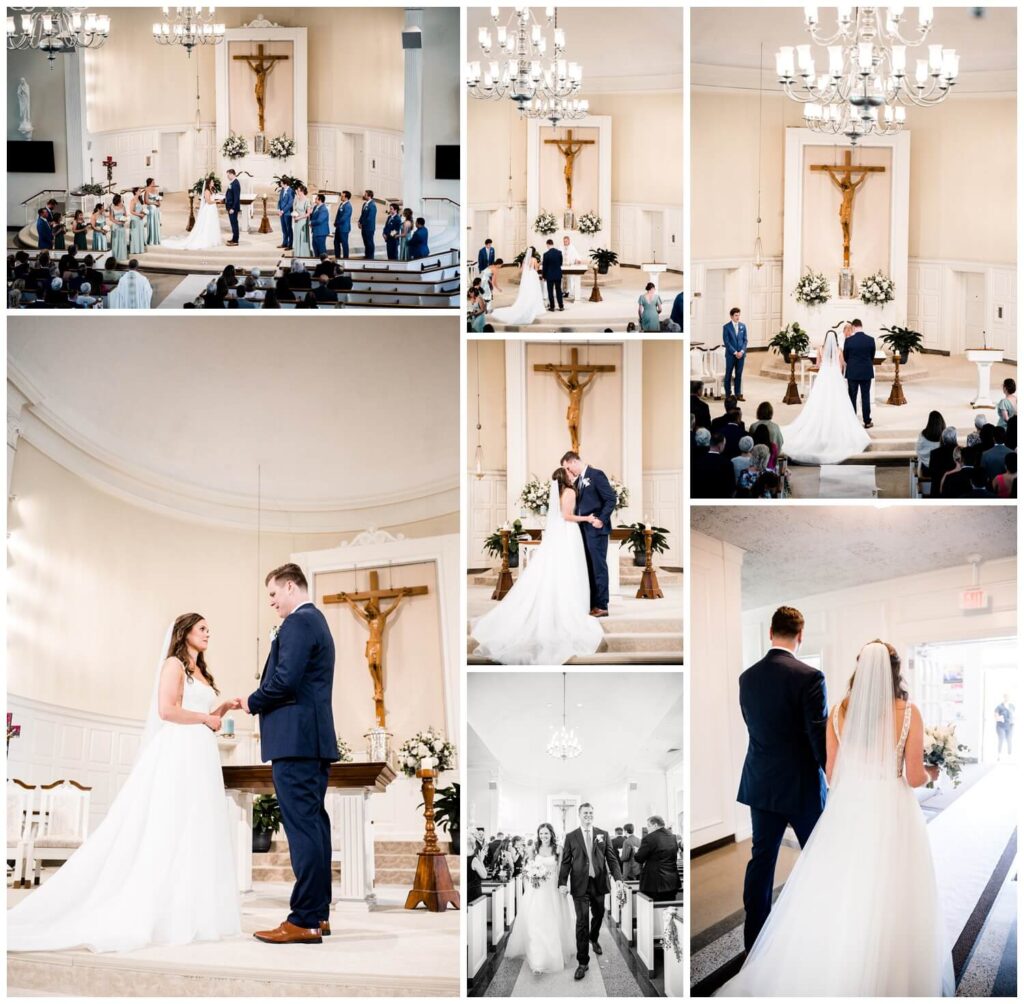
[559, 826, 622, 966]
[843, 330, 876, 423]
[737, 646, 827, 949]
[542, 247, 564, 309]
[635, 828, 681, 899]
[574, 466, 617, 610]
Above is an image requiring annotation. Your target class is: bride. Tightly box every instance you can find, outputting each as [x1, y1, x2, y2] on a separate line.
[505, 824, 576, 974]
[718, 641, 953, 997]
[492, 247, 545, 325]
[8, 613, 242, 952]
[780, 326, 871, 464]
[471, 470, 604, 665]
[162, 179, 223, 251]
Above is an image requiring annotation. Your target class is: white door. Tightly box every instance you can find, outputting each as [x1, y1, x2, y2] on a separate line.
[962, 271, 986, 353]
[643, 210, 665, 262]
[473, 210, 495, 262]
[703, 268, 728, 345]
[158, 132, 181, 192]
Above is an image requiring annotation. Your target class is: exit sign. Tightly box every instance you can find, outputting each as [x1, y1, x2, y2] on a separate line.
[960, 588, 989, 611]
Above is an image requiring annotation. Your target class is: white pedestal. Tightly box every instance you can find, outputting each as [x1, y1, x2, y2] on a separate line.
[226, 789, 254, 893]
[966, 349, 1003, 409]
[640, 262, 668, 291]
[330, 791, 377, 905]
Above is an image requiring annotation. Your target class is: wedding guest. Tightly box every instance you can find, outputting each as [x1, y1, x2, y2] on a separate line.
[737, 444, 772, 498]
[752, 423, 779, 471]
[328, 269, 353, 292]
[995, 695, 1015, 757]
[612, 828, 625, 854]
[939, 447, 973, 498]
[997, 378, 1017, 428]
[313, 256, 335, 281]
[285, 259, 312, 292]
[749, 402, 784, 450]
[692, 431, 735, 499]
[467, 287, 487, 332]
[1006, 416, 1017, 450]
[222, 264, 238, 289]
[11, 250, 30, 281]
[58, 246, 78, 278]
[965, 428, 989, 468]
[928, 427, 959, 498]
[73, 281, 99, 308]
[636, 815, 682, 901]
[249, 267, 268, 289]
[297, 290, 319, 309]
[916, 410, 945, 475]
[127, 187, 147, 255]
[8, 280, 26, 309]
[670, 290, 685, 332]
[35, 208, 54, 250]
[638, 282, 662, 331]
[292, 184, 312, 258]
[71, 210, 89, 251]
[143, 178, 162, 246]
[722, 408, 745, 459]
[467, 833, 487, 903]
[382, 203, 402, 260]
[710, 396, 743, 436]
[620, 823, 641, 880]
[89, 203, 109, 252]
[261, 288, 282, 309]
[981, 425, 1011, 481]
[43, 276, 67, 307]
[109, 195, 129, 262]
[690, 381, 711, 431]
[202, 279, 226, 309]
[312, 276, 338, 304]
[994, 453, 1017, 498]
[732, 436, 755, 485]
[231, 276, 258, 308]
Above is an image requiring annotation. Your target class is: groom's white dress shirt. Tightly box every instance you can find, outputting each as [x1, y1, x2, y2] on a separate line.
[583, 827, 596, 877]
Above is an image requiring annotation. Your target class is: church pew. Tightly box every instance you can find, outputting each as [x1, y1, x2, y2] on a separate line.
[662, 908, 685, 997]
[636, 893, 685, 976]
[504, 877, 516, 928]
[619, 881, 639, 945]
[467, 895, 489, 978]
[287, 250, 460, 272]
[481, 881, 506, 945]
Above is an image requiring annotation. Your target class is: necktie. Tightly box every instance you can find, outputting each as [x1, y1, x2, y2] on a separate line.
[584, 829, 595, 878]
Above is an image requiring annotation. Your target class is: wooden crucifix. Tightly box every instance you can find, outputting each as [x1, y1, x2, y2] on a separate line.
[543, 128, 595, 209]
[323, 570, 429, 728]
[810, 149, 886, 268]
[233, 43, 289, 134]
[535, 347, 616, 453]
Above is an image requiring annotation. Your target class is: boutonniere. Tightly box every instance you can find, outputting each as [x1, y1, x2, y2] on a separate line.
[596, 834, 605, 844]
[582, 477, 591, 488]
[270, 625, 280, 642]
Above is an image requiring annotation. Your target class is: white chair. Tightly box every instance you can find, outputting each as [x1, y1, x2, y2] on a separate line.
[6, 779, 35, 888]
[27, 780, 91, 885]
[706, 346, 726, 399]
[689, 347, 707, 387]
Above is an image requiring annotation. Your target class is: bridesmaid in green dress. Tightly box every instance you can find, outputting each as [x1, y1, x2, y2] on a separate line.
[71, 210, 89, 251]
[143, 178, 162, 246]
[52, 213, 67, 250]
[90, 203, 110, 252]
[109, 194, 129, 262]
[292, 185, 312, 257]
[127, 187, 147, 255]
[637, 282, 663, 332]
[399, 208, 414, 261]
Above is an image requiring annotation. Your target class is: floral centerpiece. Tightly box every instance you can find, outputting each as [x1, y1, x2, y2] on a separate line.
[398, 727, 456, 778]
[336, 737, 354, 763]
[609, 476, 629, 512]
[268, 134, 296, 160]
[520, 476, 551, 515]
[221, 133, 249, 160]
[923, 724, 969, 788]
[577, 211, 602, 236]
[859, 270, 895, 305]
[524, 858, 550, 889]
[794, 268, 831, 306]
[533, 210, 558, 235]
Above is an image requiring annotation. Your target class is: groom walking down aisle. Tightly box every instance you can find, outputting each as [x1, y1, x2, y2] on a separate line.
[558, 803, 623, 980]
[737, 606, 827, 952]
[239, 563, 339, 945]
[561, 451, 617, 617]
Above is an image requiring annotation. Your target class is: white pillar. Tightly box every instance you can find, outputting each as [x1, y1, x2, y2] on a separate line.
[7, 383, 29, 496]
[504, 340, 527, 521]
[402, 9, 424, 214]
[64, 49, 88, 191]
[622, 340, 644, 525]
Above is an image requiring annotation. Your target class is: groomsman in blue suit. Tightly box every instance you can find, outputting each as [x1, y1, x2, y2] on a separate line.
[478, 239, 495, 273]
[723, 307, 748, 400]
[35, 208, 54, 250]
[309, 194, 330, 258]
[277, 177, 294, 250]
[382, 203, 402, 260]
[407, 217, 429, 260]
[333, 190, 352, 259]
[358, 190, 377, 259]
[224, 169, 241, 246]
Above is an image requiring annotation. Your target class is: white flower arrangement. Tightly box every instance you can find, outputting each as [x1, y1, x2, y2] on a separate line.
[577, 211, 602, 236]
[336, 737, 354, 762]
[221, 133, 249, 160]
[923, 723, 969, 788]
[268, 134, 296, 160]
[520, 476, 551, 515]
[524, 858, 549, 889]
[397, 727, 456, 778]
[859, 270, 895, 305]
[609, 476, 629, 512]
[794, 268, 831, 306]
[534, 210, 558, 235]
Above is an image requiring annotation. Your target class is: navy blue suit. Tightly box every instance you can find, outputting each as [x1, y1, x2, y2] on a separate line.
[477, 245, 495, 272]
[309, 202, 330, 258]
[225, 178, 241, 243]
[278, 185, 295, 248]
[382, 212, 402, 260]
[542, 247, 564, 310]
[358, 200, 377, 259]
[408, 225, 429, 260]
[843, 329, 877, 424]
[737, 647, 827, 950]
[248, 602, 339, 929]
[574, 466, 616, 610]
[36, 216, 53, 250]
[333, 200, 352, 259]
[723, 320, 748, 396]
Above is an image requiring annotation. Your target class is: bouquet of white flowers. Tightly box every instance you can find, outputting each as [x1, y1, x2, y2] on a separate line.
[520, 476, 551, 515]
[397, 728, 456, 778]
[923, 723, 969, 788]
[221, 133, 249, 160]
[268, 134, 296, 160]
[609, 476, 629, 512]
[336, 737, 354, 763]
[534, 210, 558, 235]
[794, 269, 831, 306]
[524, 858, 549, 889]
[577, 211, 602, 236]
[859, 270, 895, 305]
[615, 883, 627, 908]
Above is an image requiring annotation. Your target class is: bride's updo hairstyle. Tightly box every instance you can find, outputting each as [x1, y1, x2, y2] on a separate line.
[841, 639, 906, 713]
[166, 612, 219, 694]
[535, 822, 559, 855]
[552, 467, 576, 497]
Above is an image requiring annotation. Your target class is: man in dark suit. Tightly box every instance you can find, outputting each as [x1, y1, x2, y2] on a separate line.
[382, 203, 402, 260]
[611, 827, 626, 855]
[407, 218, 430, 260]
[562, 451, 617, 617]
[277, 177, 294, 250]
[224, 169, 241, 246]
[309, 194, 330, 258]
[843, 318, 876, 428]
[358, 190, 376, 259]
[691, 381, 712, 431]
[635, 815, 682, 900]
[542, 239, 564, 311]
[241, 563, 339, 945]
[333, 191, 352, 259]
[558, 803, 622, 980]
[692, 430, 736, 498]
[723, 307, 748, 400]
[312, 277, 338, 303]
[477, 239, 495, 273]
[737, 605, 827, 951]
[328, 271, 354, 292]
[710, 396, 742, 436]
[35, 208, 53, 250]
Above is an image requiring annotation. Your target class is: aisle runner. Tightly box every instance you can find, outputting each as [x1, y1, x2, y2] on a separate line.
[511, 960, 606, 997]
[818, 464, 877, 497]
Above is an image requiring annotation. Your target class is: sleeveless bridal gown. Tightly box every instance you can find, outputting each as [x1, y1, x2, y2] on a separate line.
[163, 195, 223, 251]
[8, 679, 241, 952]
[471, 482, 603, 665]
[505, 853, 576, 974]
[492, 260, 546, 325]
[780, 331, 871, 464]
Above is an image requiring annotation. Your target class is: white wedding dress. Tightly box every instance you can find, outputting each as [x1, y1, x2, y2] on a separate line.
[471, 482, 603, 665]
[492, 257, 546, 325]
[780, 331, 871, 464]
[718, 643, 954, 997]
[505, 852, 576, 974]
[7, 661, 241, 953]
[163, 192, 223, 251]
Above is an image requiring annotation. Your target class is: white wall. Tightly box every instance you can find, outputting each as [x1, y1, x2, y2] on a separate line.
[420, 7, 459, 206]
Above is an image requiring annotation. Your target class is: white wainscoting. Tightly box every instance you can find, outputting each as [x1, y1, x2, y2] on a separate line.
[86, 124, 217, 193]
[641, 470, 683, 566]
[469, 471, 508, 569]
[690, 257, 784, 349]
[307, 123, 403, 202]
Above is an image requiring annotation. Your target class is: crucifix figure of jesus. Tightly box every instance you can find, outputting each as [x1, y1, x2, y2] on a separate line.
[810, 150, 886, 268]
[535, 347, 616, 453]
[323, 570, 429, 728]
[233, 43, 289, 134]
[543, 129, 595, 210]
[550, 797, 576, 839]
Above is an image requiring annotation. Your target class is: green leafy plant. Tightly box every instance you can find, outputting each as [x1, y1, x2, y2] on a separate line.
[617, 522, 671, 564]
[252, 794, 282, 835]
[880, 324, 924, 363]
[483, 519, 524, 560]
[191, 173, 222, 195]
[512, 247, 542, 267]
[76, 183, 105, 197]
[768, 322, 811, 362]
[429, 782, 460, 852]
[590, 247, 619, 273]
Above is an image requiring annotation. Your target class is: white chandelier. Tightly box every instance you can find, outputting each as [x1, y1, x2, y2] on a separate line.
[776, 6, 959, 145]
[467, 6, 585, 126]
[7, 8, 110, 66]
[153, 6, 225, 58]
[547, 673, 583, 761]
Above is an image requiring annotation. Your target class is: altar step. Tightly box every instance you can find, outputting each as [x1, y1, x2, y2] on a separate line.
[471, 566, 683, 588]
[490, 319, 642, 334]
[374, 841, 461, 887]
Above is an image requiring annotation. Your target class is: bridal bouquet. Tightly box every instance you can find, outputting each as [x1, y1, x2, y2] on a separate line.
[610, 476, 629, 512]
[520, 477, 550, 515]
[221, 132, 249, 160]
[794, 268, 831, 306]
[524, 859, 549, 889]
[577, 211, 602, 236]
[268, 134, 296, 160]
[859, 270, 895, 305]
[923, 723, 969, 788]
[398, 728, 456, 777]
[534, 210, 558, 235]
[336, 737, 354, 763]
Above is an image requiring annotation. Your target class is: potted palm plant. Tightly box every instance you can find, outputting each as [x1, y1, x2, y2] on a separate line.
[880, 325, 923, 406]
[617, 522, 671, 567]
[768, 322, 811, 405]
[429, 782, 460, 854]
[252, 794, 282, 853]
[590, 248, 619, 275]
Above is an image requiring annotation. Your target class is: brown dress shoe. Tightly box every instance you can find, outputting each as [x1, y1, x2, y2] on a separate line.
[590, 608, 609, 617]
[320, 920, 332, 936]
[253, 920, 323, 944]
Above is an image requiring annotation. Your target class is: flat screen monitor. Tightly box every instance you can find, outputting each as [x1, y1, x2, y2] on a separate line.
[8, 141, 56, 174]
[435, 145, 459, 181]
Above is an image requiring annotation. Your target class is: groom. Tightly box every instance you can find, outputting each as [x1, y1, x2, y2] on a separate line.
[737, 605, 827, 951]
[542, 239, 564, 311]
[239, 563, 339, 945]
[562, 451, 617, 617]
[558, 803, 622, 980]
[843, 318, 876, 429]
[224, 169, 241, 247]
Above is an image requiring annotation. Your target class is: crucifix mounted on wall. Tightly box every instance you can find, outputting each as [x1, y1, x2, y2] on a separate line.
[233, 43, 289, 135]
[535, 347, 616, 453]
[544, 128, 595, 210]
[810, 150, 886, 269]
[323, 569, 429, 728]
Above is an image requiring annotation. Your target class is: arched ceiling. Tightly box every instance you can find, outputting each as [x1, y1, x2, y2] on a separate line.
[8, 319, 459, 531]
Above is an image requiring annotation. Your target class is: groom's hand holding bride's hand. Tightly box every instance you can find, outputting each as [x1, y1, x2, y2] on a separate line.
[235, 695, 251, 714]
[590, 516, 603, 528]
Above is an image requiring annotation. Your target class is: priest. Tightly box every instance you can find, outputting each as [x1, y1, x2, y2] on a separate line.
[562, 234, 584, 302]
[107, 259, 153, 309]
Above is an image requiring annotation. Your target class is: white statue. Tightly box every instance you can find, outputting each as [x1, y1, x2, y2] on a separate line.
[17, 78, 33, 140]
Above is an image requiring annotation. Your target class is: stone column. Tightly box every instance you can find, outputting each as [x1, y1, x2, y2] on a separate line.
[402, 9, 424, 217]
[64, 49, 88, 192]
